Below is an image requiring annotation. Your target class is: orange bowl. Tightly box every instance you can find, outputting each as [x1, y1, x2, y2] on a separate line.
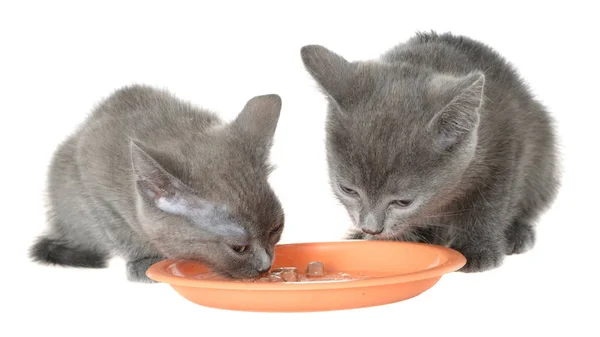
[146, 240, 466, 312]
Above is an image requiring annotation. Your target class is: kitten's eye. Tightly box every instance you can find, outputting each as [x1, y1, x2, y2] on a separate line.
[391, 200, 414, 208]
[339, 184, 358, 195]
[271, 223, 283, 234]
[230, 245, 249, 254]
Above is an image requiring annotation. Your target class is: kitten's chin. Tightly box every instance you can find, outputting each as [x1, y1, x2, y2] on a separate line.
[372, 231, 405, 240]
[350, 227, 405, 241]
[162, 253, 262, 280]
[212, 267, 263, 280]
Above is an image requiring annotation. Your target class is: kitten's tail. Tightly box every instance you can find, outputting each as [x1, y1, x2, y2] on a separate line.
[29, 236, 108, 268]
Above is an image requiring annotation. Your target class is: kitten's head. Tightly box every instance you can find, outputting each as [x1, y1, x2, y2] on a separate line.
[130, 94, 284, 279]
[301, 45, 485, 237]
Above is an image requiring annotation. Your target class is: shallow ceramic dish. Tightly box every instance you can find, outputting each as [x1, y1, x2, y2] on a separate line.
[146, 240, 466, 312]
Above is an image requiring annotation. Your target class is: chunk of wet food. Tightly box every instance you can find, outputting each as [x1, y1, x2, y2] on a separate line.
[272, 267, 299, 282]
[306, 261, 325, 277]
[256, 261, 366, 283]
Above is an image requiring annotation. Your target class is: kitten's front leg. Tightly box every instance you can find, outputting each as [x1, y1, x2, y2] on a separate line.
[456, 242, 504, 273]
[450, 221, 506, 273]
[126, 256, 164, 283]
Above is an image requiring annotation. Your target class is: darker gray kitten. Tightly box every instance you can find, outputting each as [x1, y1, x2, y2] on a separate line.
[30, 85, 285, 282]
[301, 32, 559, 272]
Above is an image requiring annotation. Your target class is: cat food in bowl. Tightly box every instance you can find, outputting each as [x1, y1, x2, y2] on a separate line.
[306, 261, 325, 277]
[251, 262, 356, 283]
[146, 241, 466, 312]
[269, 267, 299, 282]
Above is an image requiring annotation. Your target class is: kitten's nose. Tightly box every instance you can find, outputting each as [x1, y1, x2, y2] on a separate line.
[360, 213, 384, 235]
[362, 227, 384, 235]
[257, 249, 272, 274]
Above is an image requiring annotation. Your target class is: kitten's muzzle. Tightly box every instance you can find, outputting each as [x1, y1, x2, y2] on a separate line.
[253, 248, 273, 274]
[359, 213, 384, 235]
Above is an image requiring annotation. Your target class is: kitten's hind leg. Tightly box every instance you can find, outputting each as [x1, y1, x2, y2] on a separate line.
[29, 236, 109, 268]
[504, 220, 535, 255]
[126, 256, 164, 283]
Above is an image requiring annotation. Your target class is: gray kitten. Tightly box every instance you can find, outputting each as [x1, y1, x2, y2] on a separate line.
[301, 32, 559, 272]
[30, 85, 285, 282]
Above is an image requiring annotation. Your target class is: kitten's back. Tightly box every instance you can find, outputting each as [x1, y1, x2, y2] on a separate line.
[384, 32, 556, 152]
[384, 33, 515, 80]
[91, 85, 221, 126]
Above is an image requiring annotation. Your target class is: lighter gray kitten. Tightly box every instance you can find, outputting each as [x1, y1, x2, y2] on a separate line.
[301, 32, 559, 272]
[30, 85, 285, 282]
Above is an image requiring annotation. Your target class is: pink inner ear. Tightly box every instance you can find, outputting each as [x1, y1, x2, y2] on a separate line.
[131, 143, 193, 213]
[137, 174, 199, 217]
[138, 176, 175, 202]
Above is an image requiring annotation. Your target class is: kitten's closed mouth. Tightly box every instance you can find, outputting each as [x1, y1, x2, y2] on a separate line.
[349, 226, 402, 240]
[372, 232, 401, 240]
[360, 229, 402, 240]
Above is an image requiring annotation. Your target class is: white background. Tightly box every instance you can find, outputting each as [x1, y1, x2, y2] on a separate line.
[1, 1, 598, 336]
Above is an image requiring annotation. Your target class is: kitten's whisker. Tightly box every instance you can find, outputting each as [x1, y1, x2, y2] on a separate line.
[426, 229, 445, 244]
[419, 208, 487, 218]
[411, 223, 468, 233]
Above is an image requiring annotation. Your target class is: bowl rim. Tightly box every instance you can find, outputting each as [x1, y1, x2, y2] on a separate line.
[146, 241, 466, 290]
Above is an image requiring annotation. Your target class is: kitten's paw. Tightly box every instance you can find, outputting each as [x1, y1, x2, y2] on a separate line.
[505, 221, 535, 255]
[459, 248, 504, 273]
[126, 256, 163, 283]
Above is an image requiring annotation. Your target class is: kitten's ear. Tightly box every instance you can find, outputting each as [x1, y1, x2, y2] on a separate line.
[301, 45, 356, 109]
[428, 72, 485, 149]
[130, 141, 193, 215]
[233, 94, 282, 141]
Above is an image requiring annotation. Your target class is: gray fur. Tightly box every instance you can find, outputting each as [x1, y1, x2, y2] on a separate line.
[301, 32, 559, 272]
[30, 85, 285, 282]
